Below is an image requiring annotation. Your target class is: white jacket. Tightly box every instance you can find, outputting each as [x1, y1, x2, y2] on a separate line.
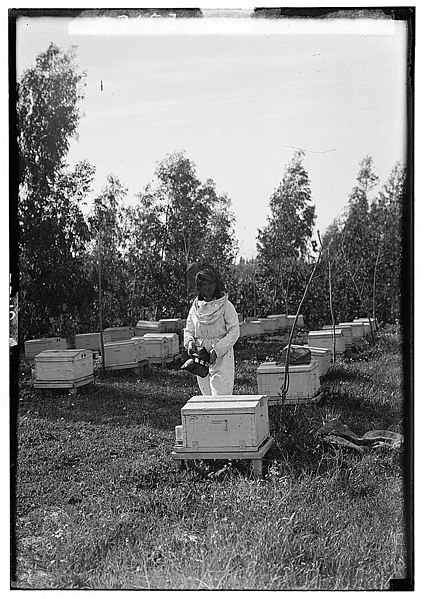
[183, 293, 240, 355]
[183, 293, 240, 396]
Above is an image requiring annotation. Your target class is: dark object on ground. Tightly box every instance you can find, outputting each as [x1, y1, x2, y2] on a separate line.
[276, 345, 311, 366]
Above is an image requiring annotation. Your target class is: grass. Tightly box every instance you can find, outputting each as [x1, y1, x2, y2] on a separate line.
[12, 325, 408, 590]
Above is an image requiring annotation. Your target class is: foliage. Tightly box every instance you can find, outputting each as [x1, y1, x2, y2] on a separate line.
[307, 157, 405, 328]
[17, 43, 95, 340]
[256, 151, 317, 315]
[86, 175, 130, 328]
[133, 152, 238, 318]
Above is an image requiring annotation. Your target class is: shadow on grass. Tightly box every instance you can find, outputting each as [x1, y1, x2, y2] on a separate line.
[17, 365, 199, 431]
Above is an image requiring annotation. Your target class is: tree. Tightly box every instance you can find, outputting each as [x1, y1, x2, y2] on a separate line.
[87, 176, 129, 327]
[17, 43, 95, 339]
[138, 151, 237, 317]
[369, 161, 406, 322]
[256, 150, 316, 314]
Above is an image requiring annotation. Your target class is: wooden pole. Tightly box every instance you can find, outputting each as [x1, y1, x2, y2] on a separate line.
[98, 228, 106, 374]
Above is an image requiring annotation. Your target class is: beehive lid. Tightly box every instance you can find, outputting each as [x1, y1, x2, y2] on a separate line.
[257, 361, 315, 374]
[305, 345, 331, 355]
[159, 318, 180, 323]
[104, 340, 137, 347]
[182, 396, 263, 415]
[284, 344, 330, 356]
[104, 326, 133, 332]
[144, 333, 178, 339]
[309, 330, 343, 337]
[136, 320, 160, 327]
[187, 394, 266, 403]
[338, 322, 364, 328]
[35, 349, 89, 361]
[268, 314, 285, 318]
[142, 335, 167, 342]
[25, 337, 62, 344]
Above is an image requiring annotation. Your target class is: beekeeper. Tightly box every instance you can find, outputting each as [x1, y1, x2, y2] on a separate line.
[184, 263, 240, 396]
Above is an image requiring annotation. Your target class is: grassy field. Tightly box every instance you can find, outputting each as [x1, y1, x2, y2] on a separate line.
[11, 326, 409, 590]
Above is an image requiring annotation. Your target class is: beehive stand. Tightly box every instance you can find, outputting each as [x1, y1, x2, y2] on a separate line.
[267, 390, 324, 406]
[171, 436, 273, 477]
[100, 358, 149, 375]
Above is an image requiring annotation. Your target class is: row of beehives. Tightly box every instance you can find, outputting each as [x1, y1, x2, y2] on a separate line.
[28, 333, 182, 390]
[256, 318, 378, 404]
[23, 312, 303, 361]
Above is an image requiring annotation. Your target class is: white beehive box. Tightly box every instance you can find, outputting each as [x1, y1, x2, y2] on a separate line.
[143, 333, 180, 357]
[159, 318, 185, 333]
[287, 314, 304, 328]
[103, 327, 135, 343]
[267, 314, 288, 329]
[142, 335, 169, 360]
[34, 349, 94, 389]
[283, 344, 332, 377]
[25, 337, 67, 360]
[103, 340, 139, 368]
[322, 325, 354, 347]
[259, 318, 276, 332]
[243, 320, 263, 336]
[131, 337, 148, 362]
[338, 322, 364, 341]
[257, 360, 320, 403]
[238, 322, 248, 338]
[74, 332, 103, 352]
[308, 330, 345, 355]
[354, 317, 377, 333]
[134, 320, 164, 336]
[179, 395, 269, 452]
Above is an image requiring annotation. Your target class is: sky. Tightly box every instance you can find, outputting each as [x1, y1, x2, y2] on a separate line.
[15, 12, 407, 262]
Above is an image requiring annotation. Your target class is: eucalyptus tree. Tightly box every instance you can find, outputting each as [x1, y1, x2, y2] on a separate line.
[256, 150, 316, 314]
[17, 43, 95, 339]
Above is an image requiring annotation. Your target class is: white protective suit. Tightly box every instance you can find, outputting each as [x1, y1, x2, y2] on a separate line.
[183, 293, 240, 396]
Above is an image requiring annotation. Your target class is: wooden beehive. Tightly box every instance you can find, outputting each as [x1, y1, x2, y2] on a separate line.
[143, 333, 180, 357]
[257, 360, 320, 403]
[131, 337, 148, 362]
[103, 327, 135, 343]
[283, 344, 332, 377]
[159, 318, 185, 333]
[322, 325, 354, 347]
[142, 335, 169, 360]
[243, 320, 263, 336]
[238, 322, 248, 338]
[75, 332, 102, 352]
[287, 314, 304, 328]
[307, 330, 345, 355]
[33, 349, 94, 389]
[134, 320, 164, 336]
[338, 322, 365, 341]
[259, 318, 276, 332]
[354, 317, 377, 333]
[25, 337, 67, 360]
[179, 395, 270, 452]
[103, 340, 139, 368]
[267, 314, 288, 329]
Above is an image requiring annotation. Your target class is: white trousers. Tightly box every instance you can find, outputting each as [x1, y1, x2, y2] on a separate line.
[196, 345, 235, 396]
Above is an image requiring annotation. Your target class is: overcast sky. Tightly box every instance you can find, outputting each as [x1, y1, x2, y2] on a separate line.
[16, 13, 408, 259]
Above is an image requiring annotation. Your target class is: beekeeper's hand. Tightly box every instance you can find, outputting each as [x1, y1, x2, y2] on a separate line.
[187, 340, 197, 356]
[210, 349, 217, 365]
